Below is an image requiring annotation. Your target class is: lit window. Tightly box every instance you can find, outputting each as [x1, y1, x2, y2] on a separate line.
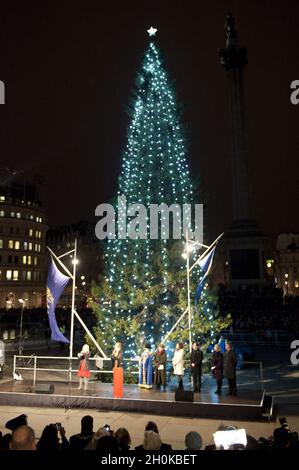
[29, 229, 33, 237]
[10, 212, 15, 217]
[0, 270, 2, 280]
[27, 271, 31, 281]
[34, 257, 37, 266]
[6, 270, 12, 280]
[23, 242, 28, 250]
[15, 241, 20, 250]
[28, 256, 32, 265]
[16, 212, 21, 219]
[35, 230, 38, 238]
[38, 244, 41, 253]
[0, 210, 4, 217]
[10, 329, 16, 340]
[30, 215, 34, 220]
[0, 196, 5, 201]
[29, 242, 32, 251]
[13, 270, 18, 281]
[295, 280, 299, 288]
[34, 243, 38, 251]
[23, 256, 27, 265]
[8, 240, 14, 249]
[0, 240, 2, 249]
[39, 231, 42, 238]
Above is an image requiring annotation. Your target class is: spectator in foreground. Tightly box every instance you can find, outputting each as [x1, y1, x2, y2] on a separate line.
[0, 434, 12, 450]
[143, 431, 162, 451]
[135, 421, 172, 451]
[115, 428, 131, 451]
[95, 435, 120, 453]
[37, 424, 69, 451]
[10, 425, 36, 451]
[185, 431, 202, 450]
[273, 427, 299, 450]
[69, 415, 94, 450]
[84, 427, 109, 450]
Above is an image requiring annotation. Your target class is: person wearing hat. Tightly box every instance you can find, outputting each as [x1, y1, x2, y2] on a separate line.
[5, 414, 28, 432]
[154, 343, 167, 390]
[185, 431, 203, 450]
[138, 342, 153, 389]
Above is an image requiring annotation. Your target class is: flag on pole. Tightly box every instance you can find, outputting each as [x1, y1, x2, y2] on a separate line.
[195, 246, 216, 307]
[47, 257, 70, 343]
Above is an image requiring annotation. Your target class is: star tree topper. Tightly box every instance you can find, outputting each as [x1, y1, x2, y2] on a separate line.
[147, 26, 157, 37]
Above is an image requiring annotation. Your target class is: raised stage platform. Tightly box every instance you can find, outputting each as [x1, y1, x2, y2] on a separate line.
[0, 379, 272, 421]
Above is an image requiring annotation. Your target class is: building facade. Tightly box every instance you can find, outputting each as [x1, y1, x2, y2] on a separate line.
[0, 185, 48, 308]
[275, 233, 299, 296]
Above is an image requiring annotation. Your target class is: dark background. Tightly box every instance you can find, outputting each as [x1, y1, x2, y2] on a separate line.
[0, 0, 298, 242]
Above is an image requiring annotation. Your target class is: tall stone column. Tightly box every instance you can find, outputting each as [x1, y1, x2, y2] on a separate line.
[220, 13, 252, 222]
[218, 14, 266, 287]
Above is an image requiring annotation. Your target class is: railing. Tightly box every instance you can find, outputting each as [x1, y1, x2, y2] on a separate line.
[13, 355, 140, 385]
[13, 355, 265, 391]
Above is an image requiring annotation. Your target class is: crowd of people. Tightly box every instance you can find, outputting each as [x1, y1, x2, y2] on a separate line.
[0, 413, 298, 451]
[218, 285, 299, 334]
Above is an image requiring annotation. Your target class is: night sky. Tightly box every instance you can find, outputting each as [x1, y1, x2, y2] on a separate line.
[0, 1, 298, 244]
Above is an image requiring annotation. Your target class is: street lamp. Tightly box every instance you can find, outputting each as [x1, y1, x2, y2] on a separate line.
[18, 299, 25, 356]
[284, 273, 289, 296]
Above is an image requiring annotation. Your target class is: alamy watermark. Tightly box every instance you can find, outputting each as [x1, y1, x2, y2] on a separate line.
[290, 340, 299, 365]
[290, 80, 299, 105]
[95, 195, 203, 242]
[0, 80, 5, 104]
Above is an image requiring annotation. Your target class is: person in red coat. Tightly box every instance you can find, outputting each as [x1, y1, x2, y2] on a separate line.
[77, 344, 91, 391]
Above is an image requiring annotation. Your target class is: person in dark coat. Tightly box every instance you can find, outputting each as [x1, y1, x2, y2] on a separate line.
[69, 415, 94, 450]
[223, 342, 237, 395]
[154, 343, 167, 389]
[211, 344, 223, 395]
[190, 342, 203, 392]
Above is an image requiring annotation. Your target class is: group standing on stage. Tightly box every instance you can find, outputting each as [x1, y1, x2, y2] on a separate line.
[77, 339, 238, 396]
[211, 341, 237, 395]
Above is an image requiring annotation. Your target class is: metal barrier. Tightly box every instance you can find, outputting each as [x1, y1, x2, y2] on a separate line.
[13, 355, 141, 385]
[13, 355, 265, 391]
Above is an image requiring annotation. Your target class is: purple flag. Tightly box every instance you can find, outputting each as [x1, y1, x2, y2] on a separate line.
[47, 257, 70, 343]
[195, 246, 216, 307]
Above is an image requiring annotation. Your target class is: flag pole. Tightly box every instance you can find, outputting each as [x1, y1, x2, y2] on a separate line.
[186, 229, 192, 354]
[69, 238, 77, 383]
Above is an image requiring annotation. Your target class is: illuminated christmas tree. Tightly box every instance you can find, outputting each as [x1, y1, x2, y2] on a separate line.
[91, 29, 229, 356]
